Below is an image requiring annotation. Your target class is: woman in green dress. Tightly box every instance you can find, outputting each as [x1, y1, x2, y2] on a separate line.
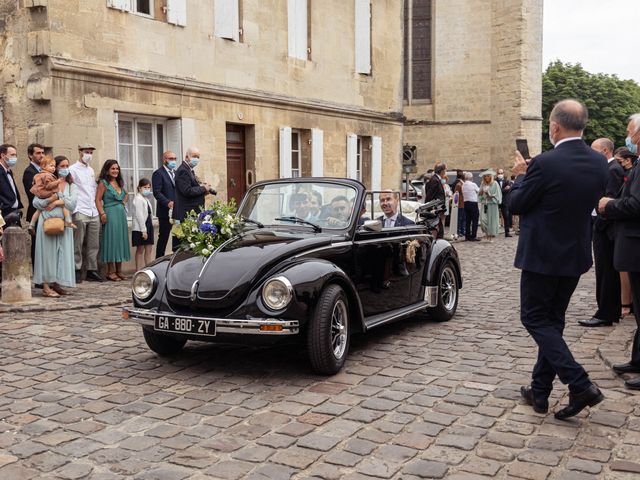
[96, 159, 131, 281]
[478, 169, 502, 242]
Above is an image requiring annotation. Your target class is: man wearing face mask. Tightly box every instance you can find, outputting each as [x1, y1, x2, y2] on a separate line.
[495, 168, 514, 237]
[152, 150, 178, 258]
[69, 143, 104, 283]
[510, 99, 608, 419]
[0, 144, 23, 219]
[579, 138, 624, 328]
[422, 162, 447, 238]
[598, 113, 640, 390]
[173, 146, 212, 223]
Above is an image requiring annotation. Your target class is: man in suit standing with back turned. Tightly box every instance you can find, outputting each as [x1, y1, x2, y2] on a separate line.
[579, 138, 624, 327]
[509, 99, 608, 420]
[599, 113, 640, 389]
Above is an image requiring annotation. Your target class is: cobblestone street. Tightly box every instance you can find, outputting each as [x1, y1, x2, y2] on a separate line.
[1, 237, 639, 480]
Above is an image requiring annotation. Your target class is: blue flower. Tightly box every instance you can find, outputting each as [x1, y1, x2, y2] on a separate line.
[199, 223, 218, 235]
[198, 210, 215, 220]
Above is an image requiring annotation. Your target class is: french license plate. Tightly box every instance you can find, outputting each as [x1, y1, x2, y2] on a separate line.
[154, 315, 216, 337]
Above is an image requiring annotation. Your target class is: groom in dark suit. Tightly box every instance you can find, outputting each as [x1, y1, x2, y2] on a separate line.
[152, 150, 178, 258]
[377, 191, 415, 227]
[599, 113, 640, 390]
[509, 99, 608, 419]
[173, 146, 212, 223]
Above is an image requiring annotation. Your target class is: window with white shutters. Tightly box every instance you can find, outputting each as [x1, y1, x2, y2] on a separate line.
[371, 136, 382, 190]
[107, 0, 131, 10]
[311, 128, 324, 177]
[355, 0, 371, 74]
[167, 0, 187, 26]
[288, 0, 308, 60]
[346, 134, 358, 180]
[279, 127, 293, 178]
[215, 0, 240, 41]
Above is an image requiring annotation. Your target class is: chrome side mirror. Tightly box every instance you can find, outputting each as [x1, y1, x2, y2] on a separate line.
[363, 219, 382, 232]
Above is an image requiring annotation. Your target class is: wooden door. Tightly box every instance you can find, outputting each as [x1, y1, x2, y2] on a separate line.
[226, 124, 246, 205]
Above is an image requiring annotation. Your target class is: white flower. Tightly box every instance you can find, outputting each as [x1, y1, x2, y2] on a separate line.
[190, 243, 196, 248]
[208, 245, 214, 250]
[202, 248, 210, 256]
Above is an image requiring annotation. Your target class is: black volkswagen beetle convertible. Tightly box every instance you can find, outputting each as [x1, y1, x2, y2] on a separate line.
[123, 178, 462, 374]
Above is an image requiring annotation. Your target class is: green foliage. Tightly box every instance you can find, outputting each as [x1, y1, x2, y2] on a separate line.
[542, 61, 640, 151]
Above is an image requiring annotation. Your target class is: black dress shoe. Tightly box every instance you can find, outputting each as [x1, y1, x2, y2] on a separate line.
[520, 385, 548, 413]
[624, 378, 640, 390]
[578, 317, 613, 327]
[86, 270, 105, 282]
[554, 385, 604, 420]
[34, 283, 43, 289]
[505, 233, 512, 237]
[612, 362, 640, 374]
[75, 270, 83, 284]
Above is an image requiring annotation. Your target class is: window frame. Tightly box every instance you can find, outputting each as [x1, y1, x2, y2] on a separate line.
[291, 129, 302, 178]
[116, 114, 168, 217]
[131, 0, 154, 17]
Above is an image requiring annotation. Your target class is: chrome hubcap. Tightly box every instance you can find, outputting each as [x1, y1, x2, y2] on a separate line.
[331, 299, 348, 359]
[440, 266, 457, 311]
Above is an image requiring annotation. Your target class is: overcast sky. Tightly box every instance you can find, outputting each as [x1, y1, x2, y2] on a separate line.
[543, 0, 640, 83]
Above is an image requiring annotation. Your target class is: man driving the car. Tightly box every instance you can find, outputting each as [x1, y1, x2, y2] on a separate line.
[377, 190, 415, 228]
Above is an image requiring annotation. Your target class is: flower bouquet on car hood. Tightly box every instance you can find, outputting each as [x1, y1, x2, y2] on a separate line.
[172, 200, 241, 257]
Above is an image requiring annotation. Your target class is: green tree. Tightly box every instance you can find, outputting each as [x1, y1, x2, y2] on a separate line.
[542, 61, 640, 151]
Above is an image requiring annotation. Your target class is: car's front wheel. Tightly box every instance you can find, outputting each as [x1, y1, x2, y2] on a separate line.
[428, 259, 459, 322]
[142, 327, 187, 355]
[307, 284, 350, 375]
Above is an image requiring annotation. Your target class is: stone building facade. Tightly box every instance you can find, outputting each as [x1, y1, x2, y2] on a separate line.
[1, 0, 542, 204]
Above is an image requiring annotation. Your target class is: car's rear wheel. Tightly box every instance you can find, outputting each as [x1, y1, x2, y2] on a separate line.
[142, 327, 187, 355]
[307, 284, 350, 375]
[428, 260, 459, 322]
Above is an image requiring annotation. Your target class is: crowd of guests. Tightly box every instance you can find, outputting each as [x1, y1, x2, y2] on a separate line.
[420, 164, 516, 242]
[0, 142, 211, 297]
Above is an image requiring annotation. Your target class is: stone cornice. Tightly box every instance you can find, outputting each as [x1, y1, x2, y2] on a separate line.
[47, 56, 404, 125]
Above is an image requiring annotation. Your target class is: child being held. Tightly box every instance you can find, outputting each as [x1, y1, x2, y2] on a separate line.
[29, 155, 76, 233]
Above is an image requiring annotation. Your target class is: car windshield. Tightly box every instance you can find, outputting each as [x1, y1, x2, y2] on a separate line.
[239, 181, 358, 230]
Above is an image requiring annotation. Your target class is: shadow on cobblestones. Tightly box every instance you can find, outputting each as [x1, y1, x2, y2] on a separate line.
[1, 236, 639, 479]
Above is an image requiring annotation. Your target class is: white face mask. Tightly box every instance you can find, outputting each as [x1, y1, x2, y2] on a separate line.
[82, 153, 92, 163]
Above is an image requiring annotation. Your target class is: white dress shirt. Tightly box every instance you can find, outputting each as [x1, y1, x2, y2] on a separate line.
[69, 161, 99, 216]
[1, 163, 19, 208]
[462, 180, 479, 202]
[383, 212, 398, 228]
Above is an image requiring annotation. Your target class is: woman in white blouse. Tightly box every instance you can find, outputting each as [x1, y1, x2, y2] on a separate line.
[131, 178, 154, 270]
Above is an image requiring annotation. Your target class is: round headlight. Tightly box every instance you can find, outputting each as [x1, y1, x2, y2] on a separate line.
[262, 276, 293, 311]
[132, 270, 157, 300]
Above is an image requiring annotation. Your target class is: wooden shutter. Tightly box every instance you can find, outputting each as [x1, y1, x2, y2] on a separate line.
[371, 136, 381, 190]
[279, 127, 292, 178]
[311, 128, 323, 177]
[107, 0, 131, 11]
[214, 0, 239, 41]
[288, 0, 308, 60]
[181, 118, 196, 157]
[355, 0, 371, 74]
[346, 133, 358, 179]
[167, 0, 187, 26]
[166, 119, 183, 160]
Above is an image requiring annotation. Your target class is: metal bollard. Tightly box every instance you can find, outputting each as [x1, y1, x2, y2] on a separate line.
[1, 224, 33, 304]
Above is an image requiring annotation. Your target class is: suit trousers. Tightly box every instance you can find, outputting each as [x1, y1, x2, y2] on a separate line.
[464, 202, 479, 240]
[73, 213, 100, 271]
[156, 217, 178, 259]
[593, 227, 621, 322]
[628, 271, 640, 366]
[520, 270, 592, 396]
[500, 203, 512, 234]
[457, 207, 466, 236]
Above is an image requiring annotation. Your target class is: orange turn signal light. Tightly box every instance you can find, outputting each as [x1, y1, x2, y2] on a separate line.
[122, 310, 129, 320]
[260, 324, 283, 332]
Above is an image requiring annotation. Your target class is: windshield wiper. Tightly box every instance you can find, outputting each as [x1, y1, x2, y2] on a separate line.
[274, 216, 321, 232]
[243, 218, 264, 228]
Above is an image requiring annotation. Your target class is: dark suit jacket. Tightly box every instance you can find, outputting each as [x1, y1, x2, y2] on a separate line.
[173, 162, 207, 222]
[509, 139, 608, 277]
[22, 163, 39, 222]
[495, 177, 514, 205]
[593, 159, 624, 235]
[603, 163, 640, 272]
[152, 167, 176, 219]
[0, 166, 24, 218]
[377, 213, 415, 227]
[423, 175, 445, 203]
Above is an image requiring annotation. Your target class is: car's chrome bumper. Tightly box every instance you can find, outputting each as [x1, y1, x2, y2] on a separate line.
[122, 307, 300, 336]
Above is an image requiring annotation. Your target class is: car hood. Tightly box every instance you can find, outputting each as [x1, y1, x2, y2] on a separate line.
[165, 229, 334, 308]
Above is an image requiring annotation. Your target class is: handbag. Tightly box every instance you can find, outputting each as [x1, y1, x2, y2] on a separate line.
[43, 217, 65, 235]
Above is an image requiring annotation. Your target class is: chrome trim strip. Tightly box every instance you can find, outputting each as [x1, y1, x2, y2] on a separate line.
[291, 241, 352, 258]
[354, 234, 429, 245]
[123, 308, 299, 335]
[364, 301, 429, 330]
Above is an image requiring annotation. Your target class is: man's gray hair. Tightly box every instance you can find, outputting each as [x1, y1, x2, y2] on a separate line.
[629, 113, 640, 133]
[464, 172, 473, 180]
[434, 163, 447, 175]
[594, 137, 614, 154]
[550, 99, 588, 132]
